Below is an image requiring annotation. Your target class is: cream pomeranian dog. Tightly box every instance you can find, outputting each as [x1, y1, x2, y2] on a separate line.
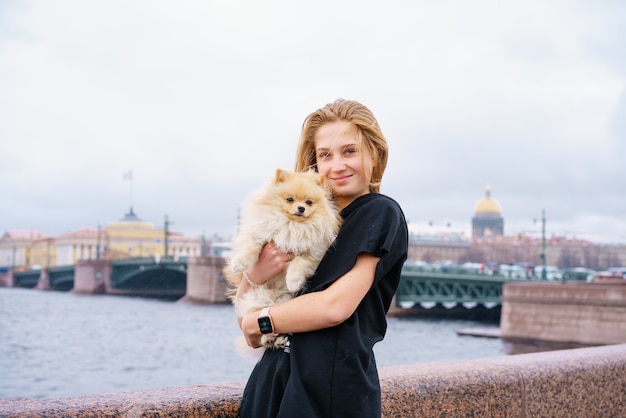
[225, 168, 341, 353]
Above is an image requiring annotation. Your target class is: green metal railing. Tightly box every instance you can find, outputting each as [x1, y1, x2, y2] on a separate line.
[397, 270, 514, 307]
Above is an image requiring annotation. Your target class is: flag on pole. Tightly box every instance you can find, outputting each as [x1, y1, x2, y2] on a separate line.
[123, 171, 133, 181]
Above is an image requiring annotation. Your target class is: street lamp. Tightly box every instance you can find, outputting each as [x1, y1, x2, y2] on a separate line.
[96, 225, 101, 260]
[534, 209, 547, 280]
[164, 215, 171, 260]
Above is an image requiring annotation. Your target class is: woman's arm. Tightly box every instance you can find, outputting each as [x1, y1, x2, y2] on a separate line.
[241, 252, 380, 348]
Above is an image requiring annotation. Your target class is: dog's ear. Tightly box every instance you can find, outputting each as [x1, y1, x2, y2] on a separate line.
[317, 172, 326, 187]
[318, 173, 333, 197]
[274, 168, 289, 183]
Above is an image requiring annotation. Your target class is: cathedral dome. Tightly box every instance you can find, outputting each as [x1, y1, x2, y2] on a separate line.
[474, 185, 502, 214]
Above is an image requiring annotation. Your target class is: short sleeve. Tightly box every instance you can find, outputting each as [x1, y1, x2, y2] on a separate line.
[305, 193, 408, 292]
[362, 197, 408, 285]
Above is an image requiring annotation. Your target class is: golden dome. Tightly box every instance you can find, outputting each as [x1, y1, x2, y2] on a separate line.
[474, 185, 502, 214]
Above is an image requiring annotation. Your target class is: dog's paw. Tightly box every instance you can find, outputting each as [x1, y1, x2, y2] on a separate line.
[285, 266, 307, 292]
[261, 334, 276, 347]
[273, 335, 289, 349]
[285, 274, 306, 293]
[228, 256, 247, 274]
[285, 258, 317, 292]
[229, 246, 262, 273]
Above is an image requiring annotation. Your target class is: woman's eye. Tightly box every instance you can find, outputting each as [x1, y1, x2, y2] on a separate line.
[318, 152, 330, 160]
[286, 197, 294, 203]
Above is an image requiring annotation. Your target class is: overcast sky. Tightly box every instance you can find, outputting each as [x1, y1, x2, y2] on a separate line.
[1, 0, 625, 245]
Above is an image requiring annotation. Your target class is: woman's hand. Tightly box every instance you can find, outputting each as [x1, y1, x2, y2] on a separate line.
[242, 309, 263, 348]
[246, 242, 293, 286]
[235, 242, 293, 329]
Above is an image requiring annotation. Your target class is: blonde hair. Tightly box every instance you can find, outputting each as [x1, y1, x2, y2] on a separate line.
[294, 99, 389, 193]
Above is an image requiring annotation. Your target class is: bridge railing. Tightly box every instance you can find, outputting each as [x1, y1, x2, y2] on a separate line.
[397, 269, 509, 307]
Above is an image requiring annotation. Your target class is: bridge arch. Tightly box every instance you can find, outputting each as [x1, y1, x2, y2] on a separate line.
[109, 258, 187, 297]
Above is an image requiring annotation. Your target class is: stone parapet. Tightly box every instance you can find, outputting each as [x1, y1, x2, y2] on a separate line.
[501, 281, 626, 345]
[2, 344, 625, 417]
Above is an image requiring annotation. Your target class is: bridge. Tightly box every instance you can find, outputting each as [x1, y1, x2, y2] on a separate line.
[12, 268, 41, 288]
[107, 258, 187, 298]
[393, 262, 543, 317]
[12, 266, 76, 290]
[3, 258, 540, 308]
[396, 270, 509, 309]
[6, 258, 190, 298]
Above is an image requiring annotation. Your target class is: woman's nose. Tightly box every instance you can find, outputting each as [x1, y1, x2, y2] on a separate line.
[331, 156, 346, 171]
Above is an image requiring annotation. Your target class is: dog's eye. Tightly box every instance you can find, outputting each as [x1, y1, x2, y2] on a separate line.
[305, 200, 313, 205]
[286, 197, 294, 203]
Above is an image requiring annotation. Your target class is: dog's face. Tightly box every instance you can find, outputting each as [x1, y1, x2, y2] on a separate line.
[270, 169, 331, 222]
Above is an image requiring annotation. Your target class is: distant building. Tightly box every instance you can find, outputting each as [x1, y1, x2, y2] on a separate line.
[405, 186, 626, 270]
[0, 230, 46, 269]
[0, 208, 202, 268]
[408, 223, 470, 263]
[472, 185, 504, 238]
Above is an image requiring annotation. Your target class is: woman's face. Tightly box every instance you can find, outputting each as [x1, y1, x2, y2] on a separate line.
[314, 120, 374, 210]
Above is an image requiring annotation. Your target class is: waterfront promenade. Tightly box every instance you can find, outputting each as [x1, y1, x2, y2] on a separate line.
[2, 343, 625, 417]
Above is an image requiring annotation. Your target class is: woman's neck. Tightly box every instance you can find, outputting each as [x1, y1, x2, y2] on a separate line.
[335, 191, 370, 211]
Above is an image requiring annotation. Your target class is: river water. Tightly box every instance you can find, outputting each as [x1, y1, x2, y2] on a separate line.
[0, 288, 505, 399]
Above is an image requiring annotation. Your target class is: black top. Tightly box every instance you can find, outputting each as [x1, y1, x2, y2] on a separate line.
[240, 193, 408, 418]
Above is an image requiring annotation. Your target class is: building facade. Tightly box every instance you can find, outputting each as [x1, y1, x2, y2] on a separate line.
[0, 208, 202, 269]
[0, 230, 46, 269]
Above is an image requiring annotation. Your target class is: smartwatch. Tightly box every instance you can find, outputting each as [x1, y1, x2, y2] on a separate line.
[258, 307, 277, 335]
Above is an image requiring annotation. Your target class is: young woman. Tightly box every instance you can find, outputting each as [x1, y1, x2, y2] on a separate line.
[236, 99, 408, 417]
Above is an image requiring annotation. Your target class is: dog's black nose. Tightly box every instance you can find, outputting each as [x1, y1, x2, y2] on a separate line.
[297, 206, 305, 214]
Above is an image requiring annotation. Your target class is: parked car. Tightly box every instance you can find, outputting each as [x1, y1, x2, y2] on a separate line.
[591, 267, 626, 282]
[459, 262, 484, 275]
[498, 264, 527, 279]
[533, 265, 563, 281]
[562, 267, 595, 282]
[403, 260, 430, 272]
[606, 267, 626, 278]
[430, 260, 458, 273]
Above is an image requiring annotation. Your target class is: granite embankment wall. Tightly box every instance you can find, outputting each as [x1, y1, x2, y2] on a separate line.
[2, 343, 625, 417]
[501, 281, 626, 345]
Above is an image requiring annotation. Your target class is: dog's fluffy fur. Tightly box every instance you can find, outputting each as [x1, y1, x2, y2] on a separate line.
[225, 168, 341, 353]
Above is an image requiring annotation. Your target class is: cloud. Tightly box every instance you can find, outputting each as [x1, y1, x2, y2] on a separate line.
[1, 0, 625, 245]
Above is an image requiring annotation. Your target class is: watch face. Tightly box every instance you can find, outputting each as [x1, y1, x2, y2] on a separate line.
[258, 316, 273, 334]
